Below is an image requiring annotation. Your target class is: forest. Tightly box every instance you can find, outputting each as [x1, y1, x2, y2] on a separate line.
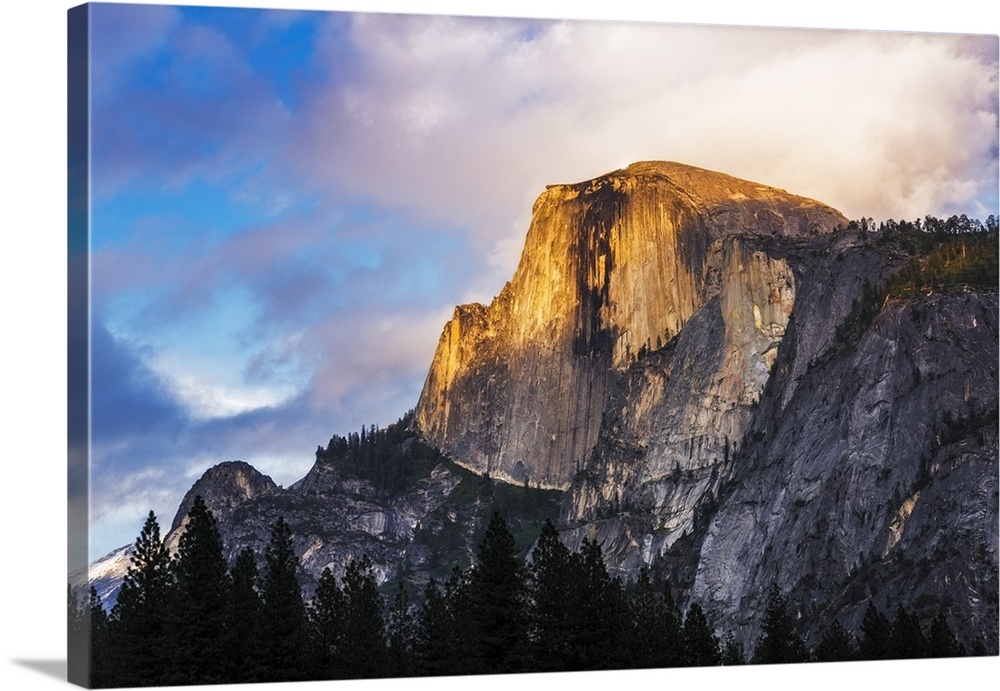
[70, 498, 983, 687]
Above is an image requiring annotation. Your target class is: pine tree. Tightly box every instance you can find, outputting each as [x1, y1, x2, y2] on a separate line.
[465, 513, 531, 673]
[339, 556, 388, 678]
[859, 603, 893, 660]
[528, 518, 575, 671]
[721, 631, 744, 665]
[386, 581, 415, 677]
[260, 517, 308, 681]
[815, 620, 857, 662]
[224, 547, 264, 682]
[308, 566, 346, 678]
[413, 577, 457, 676]
[683, 603, 721, 666]
[889, 605, 928, 659]
[168, 496, 230, 684]
[569, 538, 629, 670]
[655, 581, 686, 666]
[628, 568, 677, 668]
[107, 511, 175, 686]
[752, 585, 806, 664]
[87, 587, 110, 686]
[927, 614, 961, 658]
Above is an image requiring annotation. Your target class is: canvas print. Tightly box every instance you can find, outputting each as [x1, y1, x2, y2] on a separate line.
[67, 2, 999, 688]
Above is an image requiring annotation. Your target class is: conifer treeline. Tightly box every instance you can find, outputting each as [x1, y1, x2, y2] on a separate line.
[70, 501, 981, 687]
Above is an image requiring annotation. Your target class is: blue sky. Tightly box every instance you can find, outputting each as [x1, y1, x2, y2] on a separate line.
[75, 2, 998, 561]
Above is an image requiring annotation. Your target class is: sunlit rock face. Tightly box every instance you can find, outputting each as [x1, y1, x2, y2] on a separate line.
[415, 161, 846, 489]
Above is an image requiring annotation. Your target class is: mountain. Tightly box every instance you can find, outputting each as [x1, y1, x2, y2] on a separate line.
[415, 161, 847, 489]
[78, 424, 562, 606]
[80, 162, 998, 653]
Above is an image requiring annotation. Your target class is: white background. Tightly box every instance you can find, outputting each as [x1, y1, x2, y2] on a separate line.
[1, 1, 997, 690]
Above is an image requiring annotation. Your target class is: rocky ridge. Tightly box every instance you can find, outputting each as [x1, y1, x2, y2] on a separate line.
[81, 162, 998, 653]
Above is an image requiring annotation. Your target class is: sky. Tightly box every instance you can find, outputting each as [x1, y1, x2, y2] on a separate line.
[0, 2, 998, 691]
[68, 1, 998, 563]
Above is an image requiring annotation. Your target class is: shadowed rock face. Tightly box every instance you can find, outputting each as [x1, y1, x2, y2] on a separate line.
[415, 161, 847, 490]
[562, 229, 998, 650]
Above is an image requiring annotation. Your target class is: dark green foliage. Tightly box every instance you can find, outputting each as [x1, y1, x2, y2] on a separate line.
[627, 568, 685, 668]
[464, 512, 532, 673]
[168, 496, 230, 684]
[752, 585, 807, 665]
[307, 567, 345, 678]
[224, 547, 264, 682]
[528, 518, 577, 670]
[386, 581, 415, 677]
[721, 631, 744, 665]
[318, 410, 443, 494]
[683, 603, 721, 666]
[413, 576, 465, 676]
[83, 504, 990, 685]
[815, 620, 857, 662]
[339, 556, 389, 678]
[927, 613, 962, 658]
[890, 605, 928, 659]
[570, 538, 630, 670]
[106, 511, 175, 686]
[260, 516, 309, 681]
[884, 227, 998, 297]
[859, 603, 893, 660]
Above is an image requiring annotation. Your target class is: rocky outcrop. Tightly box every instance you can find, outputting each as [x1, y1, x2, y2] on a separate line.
[415, 161, 846, 489]
[414, 161, 996, 649]
[164, 461, 280, 549]
[560, 229, 999, 650]
[82, 161, 997, 654]
[81, 450, 561, 604]
[691, 288, 999, 650]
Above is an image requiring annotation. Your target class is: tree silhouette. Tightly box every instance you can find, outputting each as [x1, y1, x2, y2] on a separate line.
[528, 518, 576, 671]
[683, 603, 721, 666]
[308, 566, 346, 678]
[386, 581, 415, 677]
[225, 547, 264, 682]
[339, 556, 388, 678]
[859, 603, 893, 660]
[465, 512, 531, 673]
[168, 496, 230, 684]
[752, 584, 806, 664]
[260, 517, 308, 681]
[107, 511, 174, 686]
[815, 620, 856, 662]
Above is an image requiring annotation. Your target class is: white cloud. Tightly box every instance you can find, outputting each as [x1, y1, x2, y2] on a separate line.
[294, 16, 997, 283]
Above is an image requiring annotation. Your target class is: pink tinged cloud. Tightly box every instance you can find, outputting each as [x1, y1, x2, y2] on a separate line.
[291, 16, 997, 285]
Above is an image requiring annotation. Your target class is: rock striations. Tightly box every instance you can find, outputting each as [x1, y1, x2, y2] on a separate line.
[415, 161, 846, 491]
[83, 161, 998, 653]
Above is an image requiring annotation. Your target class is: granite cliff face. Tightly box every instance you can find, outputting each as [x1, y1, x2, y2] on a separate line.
[83, 161, 997, 653]
[414, 161, 996, 648]
[415, 161, 846, 489]
[559, 228, 998, 649]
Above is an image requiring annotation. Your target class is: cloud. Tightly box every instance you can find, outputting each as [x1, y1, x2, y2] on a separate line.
[81, 7, 998, 561]
[89, 5, 295, 204]
[292, 16, 998, 284]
